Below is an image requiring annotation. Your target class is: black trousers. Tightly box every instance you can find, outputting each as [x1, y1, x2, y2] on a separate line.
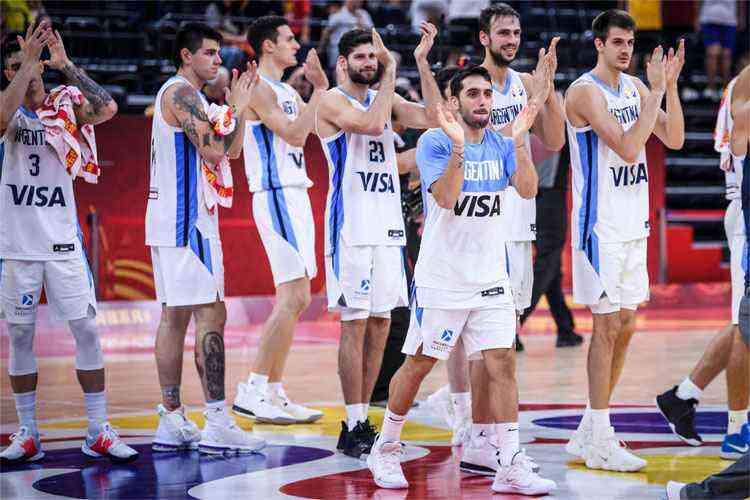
[519, 188, 576, 336]
[682, 452, 749, 499]
[370, 306, 410, 403]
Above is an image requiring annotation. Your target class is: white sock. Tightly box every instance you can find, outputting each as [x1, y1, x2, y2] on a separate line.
[496, 422, 520, 466]
[83, 391, 107, 433]
[379, 408, 406, 443]
[14, 391, 37, 433]
[267, 382, 283, 397]
[578, 403, 592, 431]
[470, 423, 494, 442]
[728, 409, 748, 435]
[676, 378, 703, 401]
[205, 400, 228, 420]
[248, 373, 269, 393]
[451, 392, 471, 419]
[590, 408, 610, 434]
[345, 404, 364, 429]
[359, 403, 370, 421]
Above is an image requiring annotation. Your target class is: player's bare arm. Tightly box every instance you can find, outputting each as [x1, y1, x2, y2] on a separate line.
[164, 63, 257, 163]
[392, 22, 441, 131]
[0, 22, 50, 135]
[521, 37, 565, 151]
[510, 102, 540, 199]
[633, 39, 686, 150]
[42, 30, 117, 126]
[247, 49, 328, 147]
[318, 29, 396, 137]
[566, 45, 667, 163]
[730, 101, 750, 157]
[430, 103, 465, 209]
[396, 148, 416, 174]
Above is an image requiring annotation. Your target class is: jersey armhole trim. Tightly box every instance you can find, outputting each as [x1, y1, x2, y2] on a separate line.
[318, 129, 345, 144]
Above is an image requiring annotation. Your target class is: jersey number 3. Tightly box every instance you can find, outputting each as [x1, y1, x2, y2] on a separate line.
[28, 154, 40, 176]
[368, 141, 385, 163]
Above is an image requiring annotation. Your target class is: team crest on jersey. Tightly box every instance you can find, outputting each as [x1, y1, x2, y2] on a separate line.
[282, 101, 297, 115]
[625, 86, 638, 99]
[509, 84, 525, 99]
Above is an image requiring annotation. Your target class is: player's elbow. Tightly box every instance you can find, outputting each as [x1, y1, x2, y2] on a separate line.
[434, 191, 458, 210]
[285, 133, 307, 148]
[516, 183, 538, 199]
[546, 133, 565, 152]
[201, 148, 225, 165]
[618, 146, 639, 164]
[359, 121, 385, 136]
[102, 99, 118, 121]
[665, 135, 684, 150]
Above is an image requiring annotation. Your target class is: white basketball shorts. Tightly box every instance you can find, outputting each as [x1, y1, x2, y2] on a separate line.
[253, 187, 317, 286]
[325, 239, 407, 317]
[0, 258, 97, 324]
[725, 200, 745, 325]
[572, 237, 649, 312]
[150, 233, 225, 307]
[506, 240, 533, 314]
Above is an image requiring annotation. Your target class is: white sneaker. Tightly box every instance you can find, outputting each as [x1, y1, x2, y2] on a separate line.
[199, 410, 266, 454]
[451, 415, 471, 447]
[425, 385, 453, 427]
[585, 426, 647, 472]
[491, 450, 556, 495]
[0, 426, 44, 463]
[459, 432, 498, 476]
[153, 404, 201, 452]
[565, 425, 590, 460]
[666, 481, 685, 500]
[271, 389, 323, 424]
[82, 422, 139, 463]
[367, 439, 408, 489]
[232, 382, 296, 425]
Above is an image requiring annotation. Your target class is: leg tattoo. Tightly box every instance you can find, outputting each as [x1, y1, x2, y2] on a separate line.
[202, 332, 225, 402]
[162, 385, 181, 409]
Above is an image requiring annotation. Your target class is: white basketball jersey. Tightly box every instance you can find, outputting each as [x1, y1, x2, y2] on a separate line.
[490, 68, 536, 242]
[567, 72, 650, 252]
[145, 76, 218, 247]
[717, 78, 739, 200]
[733, 154, 746, 237]
[0, 106, 81, 260]
[320, 87, 405, 256]
[243, 74, 313, 192]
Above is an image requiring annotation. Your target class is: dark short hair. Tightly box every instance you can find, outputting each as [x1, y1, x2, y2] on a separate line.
[479, 3, 520, 36]
[338, 28, 372, 58]
[174, 22, 222, 68]
[450, 65, 491, 98]
[2, 33, 22, 66]
[592, 9, 636, 43]
[435, 67, 459, 99]
[247, 15, 288, 57]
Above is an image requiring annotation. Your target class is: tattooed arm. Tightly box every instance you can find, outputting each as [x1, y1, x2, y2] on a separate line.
[43, 30, 117, 125]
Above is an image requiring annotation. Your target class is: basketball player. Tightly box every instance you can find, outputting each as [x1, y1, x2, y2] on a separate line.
[564, 10, 685, 471]
[146, 23, 264, 454]
[316, 24, 441, 458]
[232, 16, 328, 426]
[0, 23, 137, 462]
[368, 65, 556, 494]
[478, 3, 566, 352]
[657, 65, 750, 458]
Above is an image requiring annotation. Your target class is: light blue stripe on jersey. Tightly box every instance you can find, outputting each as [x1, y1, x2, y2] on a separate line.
[19, 106, 38, 119]
[267, 188, 299, 251]
[462, 178, 510, 192]
[577, 130, 600, 274]
[327, 133, 348, 278]
[253, 124, 281, 190]
[189, 228, 213, 274]
[76, 223, 94, 289]
[587, 72, 623, 98]
[174, 132, 198, 247]
[742, 156, 749, 288]
[0, 141, 4, 182]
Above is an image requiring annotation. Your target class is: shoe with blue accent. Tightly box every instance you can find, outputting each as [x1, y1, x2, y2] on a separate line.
[720, 422, 750, 460]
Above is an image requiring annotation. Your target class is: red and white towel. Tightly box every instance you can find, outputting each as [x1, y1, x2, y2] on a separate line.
[36, 85, 100, 183]
[201, 103, 235, 212]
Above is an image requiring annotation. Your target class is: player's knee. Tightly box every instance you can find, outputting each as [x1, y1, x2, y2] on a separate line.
[482, 349, 515, 380]
[367, 315, 390, 333]
[404, 354, 436, 380]
[280, 286, 311, 315]
[8, 323, 38, 376]
[69, 317, 104, 371]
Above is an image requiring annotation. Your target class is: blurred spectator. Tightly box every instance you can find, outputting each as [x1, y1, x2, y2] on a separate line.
[284, 0, 311, 44]
[369, 0, 407, 28]
[203, 66, 231, 105]
[321, 0, 373, 69]
[696, 0, 744, 101]
[410, 0, 447, 33]
[619, 0, 663, 74]
[205, 0, 252, 72]
[2, 0, 45, 34]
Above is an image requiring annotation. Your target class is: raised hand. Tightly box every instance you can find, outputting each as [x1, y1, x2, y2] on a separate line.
[302, 48, 329, 90]
[17, 20, 50, 63]
[227, 61, 259, 111]
[512, 101, 539, 144]
[371, 28, 395, 69]
[646, 45, 666, 93]
[665, 39, 686, 89]
[414, 22, 437, 64]
[42, 30, 71, 70]
[529, 53, 552, 106]
[546, 36, 560, 82]
[436, 102, 464, 145]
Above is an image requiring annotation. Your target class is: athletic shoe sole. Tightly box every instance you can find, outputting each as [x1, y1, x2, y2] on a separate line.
[459, 461, 496, 476]
[81, 444, 139, 463]
[198, 441, 265, 455]
[719, 449, 745, 460]
[492, 483, 555, 495]
[231, 405, 296, 425]
[152, 441, 199, 452]
[654, 397, 702, 446]
[584, 456, 646, 472]
[0, 450, 44, 463]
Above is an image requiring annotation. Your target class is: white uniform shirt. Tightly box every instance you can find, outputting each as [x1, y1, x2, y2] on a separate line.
[716, 78, 739, 201]
[414, 127, 517, 307]
[145, 76, 218, 247]
[0, 106, 81, 260]
[490, 68, 536, 242]
[567, 72, 650, 254]
[320, 87, 405, 257]
[243, 74, 313, 192]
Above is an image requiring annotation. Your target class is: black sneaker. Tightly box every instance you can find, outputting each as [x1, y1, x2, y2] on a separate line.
[556, 332, 584, 347]
[656, 386, 703, 446]
[515, 334, 524, 352]
[336, 421, 348, 450]
[361, 418, 377, 447]
[342, 421, 373, 459]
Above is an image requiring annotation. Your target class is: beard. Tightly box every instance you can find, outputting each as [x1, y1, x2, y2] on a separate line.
[348, 63, 383, 85]
[489, 46, 515, 67]
[459, 107, 489, 129]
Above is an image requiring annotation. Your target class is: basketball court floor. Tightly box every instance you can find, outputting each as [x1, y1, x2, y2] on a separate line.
[0, 292, 741, 499]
